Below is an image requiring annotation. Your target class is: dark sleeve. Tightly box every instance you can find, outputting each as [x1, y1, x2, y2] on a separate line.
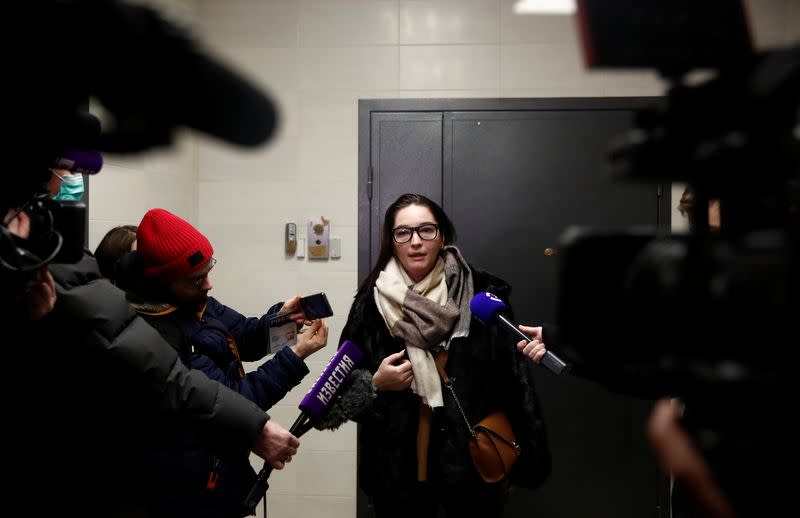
[498, 290, 552, 488]
[194, 345, 309, 411]
[506, 349, 552, 488]
[542, 322, 559, 349]
[211, 297, 273, 362]
[335, 295, 395, 424]
[53, 273, 269, 450]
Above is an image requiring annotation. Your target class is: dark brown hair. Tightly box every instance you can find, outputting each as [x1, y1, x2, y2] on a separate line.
[94, 225, 138, 280]
[677, 184, 695, 217]
[356, 193, 456, 298]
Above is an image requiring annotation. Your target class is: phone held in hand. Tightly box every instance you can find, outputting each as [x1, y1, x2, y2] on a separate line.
[300, 292, 333, 320]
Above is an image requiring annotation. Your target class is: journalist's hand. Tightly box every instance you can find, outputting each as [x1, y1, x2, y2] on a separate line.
[252, 419, 300, 471]
[373, 350, 413, 391]
[4, 208, 31, 238]
[647, 399, 735, 518]
[291, 319, 329, 359]
[517, 325, 547, 364]
[281, 295, 309, 324]
[25, 267, 57, 321]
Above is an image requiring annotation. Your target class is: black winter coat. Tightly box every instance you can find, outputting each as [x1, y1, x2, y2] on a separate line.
[338, 266, 551, 501]
[7, 253, 268, 518]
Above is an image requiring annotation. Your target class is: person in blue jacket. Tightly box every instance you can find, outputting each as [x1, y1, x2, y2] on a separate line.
[117, 207, 329, 518]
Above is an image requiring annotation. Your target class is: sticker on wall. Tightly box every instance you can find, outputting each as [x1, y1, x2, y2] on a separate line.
[308, 216, 330, 259]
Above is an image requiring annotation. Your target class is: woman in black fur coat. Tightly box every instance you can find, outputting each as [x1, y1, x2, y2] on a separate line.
[336, 193, 552, 518]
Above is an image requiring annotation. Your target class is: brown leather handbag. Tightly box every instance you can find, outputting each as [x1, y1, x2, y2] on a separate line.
[435, 352, 521, 483]
[468, 411, 521, 482]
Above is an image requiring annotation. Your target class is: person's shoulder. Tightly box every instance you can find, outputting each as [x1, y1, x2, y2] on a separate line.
[203, 296, 243, 320]
[49, 250, 101, 288]
[469, 264, 511, 298]
[205, 296, 225, 312]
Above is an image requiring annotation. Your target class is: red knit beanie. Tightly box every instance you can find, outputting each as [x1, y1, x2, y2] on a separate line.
[137, 208, 214, 281]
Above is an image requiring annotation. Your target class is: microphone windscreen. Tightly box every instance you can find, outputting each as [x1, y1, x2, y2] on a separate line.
[469, 291, 508, 325]
[314, 369, 374, 431]
[91, 3, 277, 152]
[299, 340, 364, 420]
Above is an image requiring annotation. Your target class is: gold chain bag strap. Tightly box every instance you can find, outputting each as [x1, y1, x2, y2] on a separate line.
[434, 351, 521, 483]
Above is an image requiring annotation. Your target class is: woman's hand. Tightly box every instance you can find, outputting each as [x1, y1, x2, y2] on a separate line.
[291, 319, 329, 359]
[372, 350, 413, 391]
[517, 325, 547, 364]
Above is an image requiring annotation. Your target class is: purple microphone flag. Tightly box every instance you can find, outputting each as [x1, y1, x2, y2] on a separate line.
[299, 340, 364, 419]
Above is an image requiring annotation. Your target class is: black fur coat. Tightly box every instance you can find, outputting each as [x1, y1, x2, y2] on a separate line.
[337, 265, 551, 500]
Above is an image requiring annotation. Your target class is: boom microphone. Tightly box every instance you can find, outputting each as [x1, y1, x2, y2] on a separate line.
[470, 292, 569, 375]
[242, 340, 364, 515]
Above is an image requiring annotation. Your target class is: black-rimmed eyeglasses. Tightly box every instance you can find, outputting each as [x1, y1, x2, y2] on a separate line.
[392, 224, 439, 244]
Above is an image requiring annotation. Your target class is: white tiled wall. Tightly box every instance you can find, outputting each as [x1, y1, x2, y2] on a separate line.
[87, 1, 800, 517]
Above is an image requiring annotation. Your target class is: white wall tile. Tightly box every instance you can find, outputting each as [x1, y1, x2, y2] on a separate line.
[289, 182, 359, 228]
[399, 0, 500, 44]
[746, 0, 791, 49]
[196, 0, 300, 48]
[198, 181, 298, 225]
[672, 183, 689, 233]
[392, 88, 502, 98]
[145, 174, 197, 223]
[598, 70, 667, 97]
[295, 92, 360, 184]
[400, 45, 500, 90]
[299, 0, 400, 47]
[785, 1, 800, 43]
[501, 0, 577, 44]
[197, 136, 300, 183]
[295, 495, 356, 518]
[209, 47, 301, 103]
[88, 219, 140, 253]
[268, 450, 356, 496]
[501, 43, 590, 90]
[89, 164, 152, 222]
[264, 494, 356, 518]
[298, 47, 399, 91]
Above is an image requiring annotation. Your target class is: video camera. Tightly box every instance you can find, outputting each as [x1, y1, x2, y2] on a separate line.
[555, 1, 799, 515]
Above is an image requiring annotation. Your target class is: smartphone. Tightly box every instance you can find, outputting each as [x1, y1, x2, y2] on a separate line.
[300, 292, 334, 320]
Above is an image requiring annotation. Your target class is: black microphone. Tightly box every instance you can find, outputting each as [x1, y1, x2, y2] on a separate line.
[242, 340, 365, 516]
[470, 291, 569, 375]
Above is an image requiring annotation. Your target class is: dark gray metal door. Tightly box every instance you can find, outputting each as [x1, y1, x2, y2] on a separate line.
[444, 109, 664, 518]
[359, 98, 669, 518]
[367, 112, 443, 269]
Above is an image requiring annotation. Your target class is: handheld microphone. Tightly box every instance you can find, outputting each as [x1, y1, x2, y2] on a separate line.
[470, 292, 569, 375]
[51, 147, 104, 175]
[291, 339, 365, 435]
[242, 340, 364, 515]
[312, 369, 374, 431]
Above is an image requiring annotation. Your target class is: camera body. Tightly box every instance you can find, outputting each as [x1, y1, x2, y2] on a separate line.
[557, 2, 800, 515]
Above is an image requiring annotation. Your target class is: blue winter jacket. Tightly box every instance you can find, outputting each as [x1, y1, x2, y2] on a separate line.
[138, 296, 309, 518]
